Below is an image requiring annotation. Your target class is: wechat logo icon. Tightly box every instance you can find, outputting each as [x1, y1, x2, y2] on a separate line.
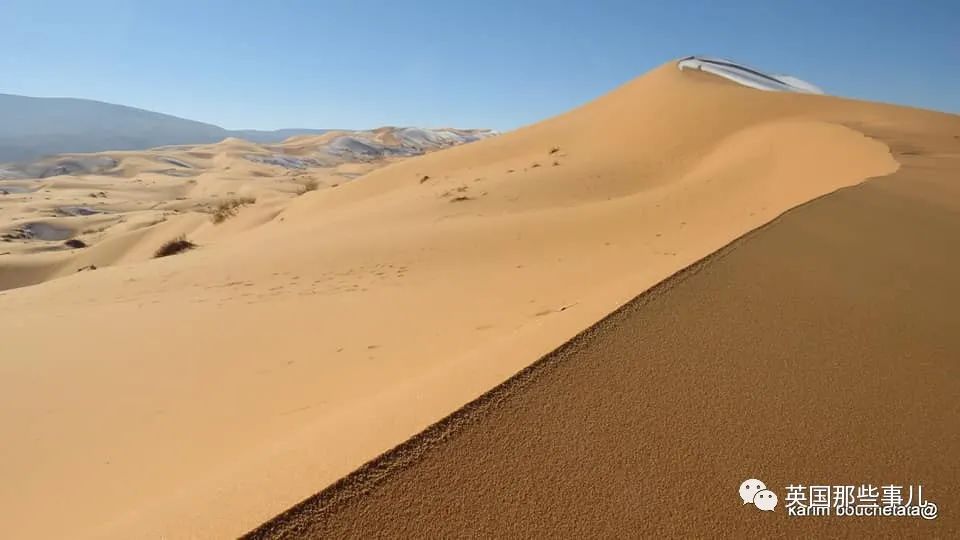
[740, 478, 778, 512]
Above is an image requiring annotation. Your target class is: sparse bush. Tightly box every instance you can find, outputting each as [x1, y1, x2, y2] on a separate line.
[154, 235, 196, 258]
[298, 178, 319, 195]
[211, 197, 256, 224]
[64, 239, 87, 249]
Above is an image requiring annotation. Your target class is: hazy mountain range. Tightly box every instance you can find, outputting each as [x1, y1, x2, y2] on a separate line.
[0, 93, 332, 163]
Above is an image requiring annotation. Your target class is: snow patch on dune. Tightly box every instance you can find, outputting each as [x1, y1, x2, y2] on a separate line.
[158, 156, 194, 168]
[326, 128, 495, 161]
[326, 136, 404, 160]
[251, 128, 496, 169]
[393, 128, 493, 149]
[678, 56, 824, 94]
[1, 155, 119, 179]
[2, 222, 74, 242]
[246, 154, 326, 169]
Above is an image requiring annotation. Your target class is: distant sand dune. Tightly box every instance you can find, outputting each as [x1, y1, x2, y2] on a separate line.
[0, 61, 957, 539]
[0, 127, 491, 290]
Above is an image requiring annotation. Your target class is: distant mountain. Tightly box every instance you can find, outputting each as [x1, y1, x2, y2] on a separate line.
[0, 93, 330, 163]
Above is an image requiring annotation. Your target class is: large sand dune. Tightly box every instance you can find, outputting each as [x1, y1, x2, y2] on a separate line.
[1, 61, 956, 538]
[249, 131, 960, 538]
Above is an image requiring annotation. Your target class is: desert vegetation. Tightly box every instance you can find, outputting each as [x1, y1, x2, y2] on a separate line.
[211, 197, 256, 224]
[154, 235, 196, 258]
[298, 178, 319, 195]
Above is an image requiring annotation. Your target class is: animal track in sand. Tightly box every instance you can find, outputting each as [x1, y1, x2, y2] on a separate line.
[204, 264, 413, 305]
[533, 303, 578, 317]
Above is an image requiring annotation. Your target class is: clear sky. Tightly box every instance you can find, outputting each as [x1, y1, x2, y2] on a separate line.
[2, 1, 957, 131]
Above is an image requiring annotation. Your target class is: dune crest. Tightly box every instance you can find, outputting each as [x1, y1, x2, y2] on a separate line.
[2, 61, 956, 539]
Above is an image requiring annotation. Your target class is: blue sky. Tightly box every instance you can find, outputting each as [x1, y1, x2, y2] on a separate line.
[2, 1, 957, 130]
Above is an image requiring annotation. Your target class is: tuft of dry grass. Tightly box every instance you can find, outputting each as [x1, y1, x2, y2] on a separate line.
[211, 197, 256, 224]
[154, 235, 196, 258]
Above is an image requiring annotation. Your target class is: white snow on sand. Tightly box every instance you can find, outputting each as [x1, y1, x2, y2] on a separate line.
[677, 56, 824, 94]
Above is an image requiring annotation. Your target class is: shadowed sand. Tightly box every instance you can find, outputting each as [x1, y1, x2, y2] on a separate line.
[1, 62, 958, 538]
[247, 129, 960, 538]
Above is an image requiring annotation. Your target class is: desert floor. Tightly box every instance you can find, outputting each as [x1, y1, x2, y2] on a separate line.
[1, 63, 957, 538]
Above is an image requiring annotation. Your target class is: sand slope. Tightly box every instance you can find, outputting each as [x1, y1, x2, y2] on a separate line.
[1, 62, 956, 538]
[250, 133, 960, 538]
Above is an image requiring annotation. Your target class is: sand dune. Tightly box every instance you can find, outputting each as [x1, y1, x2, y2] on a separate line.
[249, 132, 960, 538]
[0, 127, 492, 290]
[1, 61, 956, 538]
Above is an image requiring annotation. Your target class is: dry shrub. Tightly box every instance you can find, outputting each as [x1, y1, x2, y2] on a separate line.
[211, 197, 256, 224]
[154, 235, 196, 258]
[298, 179, 319, 195]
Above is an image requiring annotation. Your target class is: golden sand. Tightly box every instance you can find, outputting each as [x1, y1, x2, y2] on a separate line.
[1, 61, 956, 538]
